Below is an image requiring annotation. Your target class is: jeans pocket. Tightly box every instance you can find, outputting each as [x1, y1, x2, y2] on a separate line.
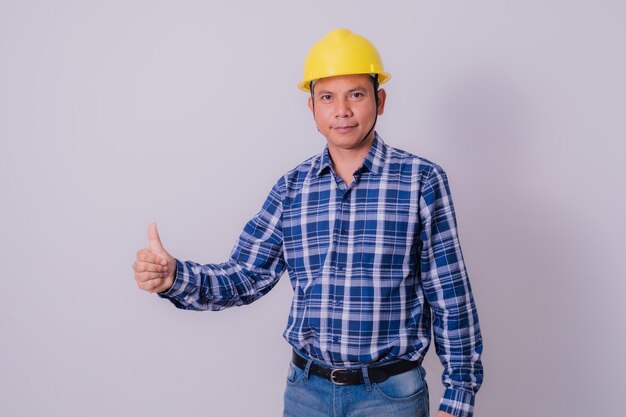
[286, 362, 305, 384]
[373, 366, 426, 401]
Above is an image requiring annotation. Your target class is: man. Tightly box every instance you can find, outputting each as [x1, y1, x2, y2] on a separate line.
[133, 29, 483, 417]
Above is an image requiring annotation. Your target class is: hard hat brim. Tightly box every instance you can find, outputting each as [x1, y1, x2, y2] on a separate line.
[298, 71, 391, 92]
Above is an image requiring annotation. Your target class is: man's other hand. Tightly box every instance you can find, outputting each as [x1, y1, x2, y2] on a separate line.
[132, 223, 176, 293]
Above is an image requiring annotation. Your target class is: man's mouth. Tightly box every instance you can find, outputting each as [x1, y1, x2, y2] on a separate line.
[333, 125, 357, 133]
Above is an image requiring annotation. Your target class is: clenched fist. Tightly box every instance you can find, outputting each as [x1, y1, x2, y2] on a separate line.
[132, 223, 176, 293]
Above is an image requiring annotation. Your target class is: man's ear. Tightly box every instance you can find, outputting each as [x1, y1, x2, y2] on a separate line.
[307, 96, 314, 114]
[376, 88, 387, 115]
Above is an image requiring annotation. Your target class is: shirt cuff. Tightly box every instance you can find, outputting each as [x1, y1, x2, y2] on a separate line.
[439, 387, 476, 417]
[157, 259, 196, 303]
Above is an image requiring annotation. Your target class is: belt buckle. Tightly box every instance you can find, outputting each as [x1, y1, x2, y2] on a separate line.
[330, 368, 349, 386]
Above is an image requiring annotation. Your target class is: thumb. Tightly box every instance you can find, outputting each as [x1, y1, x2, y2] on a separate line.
[148, 223, 166, 254]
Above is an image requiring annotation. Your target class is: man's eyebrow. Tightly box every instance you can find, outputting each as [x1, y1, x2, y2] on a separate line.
[316, 86, 369, 96]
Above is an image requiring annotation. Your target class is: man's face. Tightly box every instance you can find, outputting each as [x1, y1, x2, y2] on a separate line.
[308, 74, 386, 153]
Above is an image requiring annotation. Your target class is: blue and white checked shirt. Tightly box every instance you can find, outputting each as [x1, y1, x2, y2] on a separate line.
[161, 135, 483, 417]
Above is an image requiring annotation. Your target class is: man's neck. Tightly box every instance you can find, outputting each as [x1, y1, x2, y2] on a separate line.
[327, 135, 375, 185]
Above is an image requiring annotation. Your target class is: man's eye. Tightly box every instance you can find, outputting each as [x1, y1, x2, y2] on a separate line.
[351, 92, 364, 99]
[321, 95, 332, 100]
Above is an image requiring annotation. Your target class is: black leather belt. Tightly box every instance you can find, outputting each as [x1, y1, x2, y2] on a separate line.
[291, 351, 421, 386]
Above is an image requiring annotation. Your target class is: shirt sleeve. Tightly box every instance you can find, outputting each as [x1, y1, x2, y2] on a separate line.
[158, 179, 286, 311]
[418, 165, 484, 417]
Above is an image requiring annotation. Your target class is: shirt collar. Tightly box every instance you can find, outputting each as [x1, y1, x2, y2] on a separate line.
[316, 133, 387, 177]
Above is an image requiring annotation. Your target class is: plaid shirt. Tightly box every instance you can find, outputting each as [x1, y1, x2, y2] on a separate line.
[161, 135, 483, 417]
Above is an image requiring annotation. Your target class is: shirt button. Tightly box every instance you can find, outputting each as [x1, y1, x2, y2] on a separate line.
[333, 336, 340, 343]
[338, 265, 345, 271]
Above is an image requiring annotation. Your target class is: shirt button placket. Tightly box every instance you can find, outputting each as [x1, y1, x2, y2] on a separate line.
[331, 188, 346, 343]
[332, 189, 349, 348]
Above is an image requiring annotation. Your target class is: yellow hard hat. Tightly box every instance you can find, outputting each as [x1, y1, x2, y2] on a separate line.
[298, 28, 391, 92]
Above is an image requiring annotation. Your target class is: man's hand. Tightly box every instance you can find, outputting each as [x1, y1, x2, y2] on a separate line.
[132, 223, 176, 293]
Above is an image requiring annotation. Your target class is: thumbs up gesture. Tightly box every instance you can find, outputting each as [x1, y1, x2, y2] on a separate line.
[132, 223, 176, 293]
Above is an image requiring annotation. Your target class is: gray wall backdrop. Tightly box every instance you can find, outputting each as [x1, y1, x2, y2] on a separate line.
[1, 1, 624, 416]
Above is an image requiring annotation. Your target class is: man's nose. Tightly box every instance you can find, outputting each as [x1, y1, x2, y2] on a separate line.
[334, 97, 352, 118]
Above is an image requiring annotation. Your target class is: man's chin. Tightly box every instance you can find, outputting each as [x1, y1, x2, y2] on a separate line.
[327, 136, 374, 152]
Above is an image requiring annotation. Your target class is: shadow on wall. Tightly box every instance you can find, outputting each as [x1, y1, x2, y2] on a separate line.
[422, 72, 598, 417]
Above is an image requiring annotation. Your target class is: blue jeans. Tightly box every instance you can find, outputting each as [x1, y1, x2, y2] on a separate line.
[283, 357, 429, 417]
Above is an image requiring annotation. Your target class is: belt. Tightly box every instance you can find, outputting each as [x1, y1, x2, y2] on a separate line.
[291, 351, 421, 386]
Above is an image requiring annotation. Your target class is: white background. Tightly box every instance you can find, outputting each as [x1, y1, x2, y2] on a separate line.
[1, 1, 624, 416]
